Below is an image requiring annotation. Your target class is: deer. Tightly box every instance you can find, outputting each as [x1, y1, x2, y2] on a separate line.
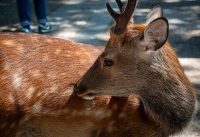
[74, 0, 197, 136]
[0, 0, 196, 137]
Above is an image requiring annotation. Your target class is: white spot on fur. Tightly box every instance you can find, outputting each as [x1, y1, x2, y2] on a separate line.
[1, 75, 7, 81]
[4, 63, 10, 70]
[75, 51, 81, 55]
[32, 70, 41, 77]
[42, 54, 49, 62]
[32, 102, 42, 113]
[2, 40, 15, 47]
[37, 89, 48, 97]
[55, 49, 61, 55]
[50, 85, 58, 93]
[13, 73, 22, 88]
[8, 93, 14, 103]
[47, 72, 57, 79]
[65, 89, 73, 95]
[60, 72, 66, 76]
[37, 85, 58, 97]
[17, 46, 24, 53]
[26, 87, 35, 99]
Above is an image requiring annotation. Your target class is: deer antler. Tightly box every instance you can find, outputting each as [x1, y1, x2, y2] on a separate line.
[115, 0, 126, 13]
[106, 0, 138, 34]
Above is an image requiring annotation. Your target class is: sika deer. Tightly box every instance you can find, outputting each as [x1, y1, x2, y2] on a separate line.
[0, 33, 166, 137]
[75, 0, 197, 136]
[0, 0, 196, 137]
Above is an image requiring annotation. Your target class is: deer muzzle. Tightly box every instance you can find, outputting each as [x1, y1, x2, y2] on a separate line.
[74, 83, 96, 100]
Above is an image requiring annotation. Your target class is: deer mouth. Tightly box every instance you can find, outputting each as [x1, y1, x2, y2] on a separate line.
[82, 93, 96, 100]
[74, 84, 96, 100]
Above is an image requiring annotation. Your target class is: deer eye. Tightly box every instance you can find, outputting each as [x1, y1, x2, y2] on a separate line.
[103, 59, 114, 67]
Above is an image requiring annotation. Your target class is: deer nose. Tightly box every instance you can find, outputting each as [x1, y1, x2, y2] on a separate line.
[73, 84, 88, 97]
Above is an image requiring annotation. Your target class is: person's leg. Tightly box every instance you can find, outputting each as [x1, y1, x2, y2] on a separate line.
[33, 0, 52, 33]
[33, 0, 47, 25]
[16, 0, 31, 32]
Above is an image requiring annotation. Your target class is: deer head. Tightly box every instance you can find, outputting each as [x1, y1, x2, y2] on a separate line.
[75, 0, 169, 100]
[74, 0, 196, 134]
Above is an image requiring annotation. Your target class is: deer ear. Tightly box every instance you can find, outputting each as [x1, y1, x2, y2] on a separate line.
[143, 17, 168, 51]
[146, 6, 163, 24]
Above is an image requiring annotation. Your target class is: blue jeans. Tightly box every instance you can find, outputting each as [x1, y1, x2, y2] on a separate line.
[16, 0, 47, 26]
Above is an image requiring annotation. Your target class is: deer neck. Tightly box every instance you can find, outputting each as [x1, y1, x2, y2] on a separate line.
[137, 44, 196, 134]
